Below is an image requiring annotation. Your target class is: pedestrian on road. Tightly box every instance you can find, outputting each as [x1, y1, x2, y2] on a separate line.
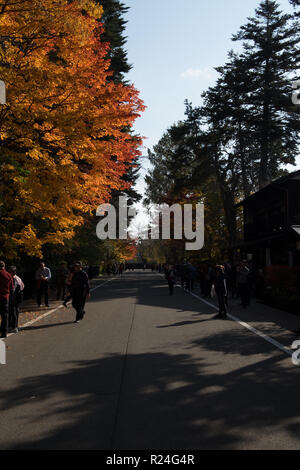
[198, 264, 206, 296]
[35, 261, 51, 307]
[213, 265, 228, 319]
[204, 264, 214, 298]
[178, 264, 187, 289]
[165, 265, 176, 296]
[63, 265, 74, 307]
[119, 263, 125, 275]
[113, 263, 118, 275]
[8, 266, 24, 333]
[71, 262, 90, 323]
[0, 261, 13, 338]
[237, 260, 251, 308]
[186, 263, 197, 291]
[56, 262, 68, 301]
[228, 263, 238, 299]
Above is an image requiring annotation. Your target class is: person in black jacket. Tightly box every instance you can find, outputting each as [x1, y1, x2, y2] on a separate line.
[213, 265, 228, 319]
[71, 262, 90, 323]
[165, 265, 176, 296]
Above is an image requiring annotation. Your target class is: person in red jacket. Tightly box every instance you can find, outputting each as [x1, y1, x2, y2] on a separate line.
[0, 261, 13, 338]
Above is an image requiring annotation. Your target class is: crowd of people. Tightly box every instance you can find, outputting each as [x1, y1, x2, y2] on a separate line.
[0, 261, 25, 338]
[0, 258, 133, 338]
[0, 260, 91, 338]
[163, 260, 259, 320]
[105, 263, 125, 276]
[0, 256, 261, 338]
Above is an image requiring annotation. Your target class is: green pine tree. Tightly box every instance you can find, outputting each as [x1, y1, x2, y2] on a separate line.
[96, 0, 142, 205]
[232, 0, 300, 188]
[95, 0, 132, 83]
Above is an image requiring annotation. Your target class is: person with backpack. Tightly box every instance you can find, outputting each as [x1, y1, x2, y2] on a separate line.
[8, 266, 25, 333]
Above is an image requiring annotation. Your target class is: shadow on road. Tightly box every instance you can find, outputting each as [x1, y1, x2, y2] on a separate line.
[0, 348, 299, 450]
[1, 272, 299, 450]
[91, 272, 300, 341]
[89, 272, 215, 317]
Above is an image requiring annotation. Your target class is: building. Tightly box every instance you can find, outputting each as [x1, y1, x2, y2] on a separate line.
[235, 170, 300, 268]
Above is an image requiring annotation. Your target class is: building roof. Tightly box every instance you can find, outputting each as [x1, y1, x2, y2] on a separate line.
[235, 170, 300, 208]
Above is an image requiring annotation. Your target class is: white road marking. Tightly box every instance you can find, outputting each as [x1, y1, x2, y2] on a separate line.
[90, 277, 116, 293]
[159, 272, 293, 357]
[185, 287, 293, 357]
[10, 272, 294, 359]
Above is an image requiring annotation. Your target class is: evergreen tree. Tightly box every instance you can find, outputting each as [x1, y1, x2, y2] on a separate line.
[191, 53, 264, 249]
[95, 0, 132, 83]
[146, 0, 300, 261]
[94, 0, 142, 206]
[232, 0, 300, 188]
[145, 121, 229, 262]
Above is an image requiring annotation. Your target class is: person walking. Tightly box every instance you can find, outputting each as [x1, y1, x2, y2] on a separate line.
[228, 263, 238, 299]
[71, 262, 90, 323]
[8, 266, 24, 333]
[55, 262, 68, 301]
[237, 260, 251, 308]
[165, 265, 176, 296]
[62, 265, 74, 307]
[199, 264, 206, 296]
[0, 261, 13, 338]
[213, 265, 228, 319]
[35, 261, 51, 307]
[119, 263, 125, 275]
[186, 263, 197, 291]
[203, 263, 214, 298]
[178, 264, 187, 289]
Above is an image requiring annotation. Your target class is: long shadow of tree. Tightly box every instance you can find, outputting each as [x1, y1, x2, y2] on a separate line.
[2, 272, 300, 450]
[1, 347, 300, 450]
[91, 273, 300, 334]
[89, 273, 216, 317]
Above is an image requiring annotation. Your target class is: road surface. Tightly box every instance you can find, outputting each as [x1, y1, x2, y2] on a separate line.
[0, 270, 300, 450]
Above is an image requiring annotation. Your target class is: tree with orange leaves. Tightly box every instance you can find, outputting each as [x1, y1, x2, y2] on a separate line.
[0, 0, 144, 259]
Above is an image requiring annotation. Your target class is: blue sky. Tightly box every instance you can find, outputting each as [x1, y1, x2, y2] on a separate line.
[123, 0, 299, 195]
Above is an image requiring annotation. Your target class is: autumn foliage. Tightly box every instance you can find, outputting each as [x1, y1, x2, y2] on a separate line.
[0, 0, 144, 259]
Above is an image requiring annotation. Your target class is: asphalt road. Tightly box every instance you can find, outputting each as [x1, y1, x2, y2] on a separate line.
[0, 270, 300, 450]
